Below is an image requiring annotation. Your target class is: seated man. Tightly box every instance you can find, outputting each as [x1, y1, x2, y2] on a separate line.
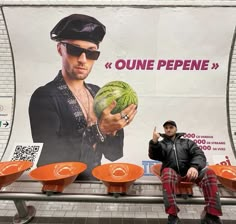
[148, 120, 223, 224]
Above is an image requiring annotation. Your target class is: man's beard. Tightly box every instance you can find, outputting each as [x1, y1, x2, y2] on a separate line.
[69, 70, 89, 80]
[166, 133, 176, 138]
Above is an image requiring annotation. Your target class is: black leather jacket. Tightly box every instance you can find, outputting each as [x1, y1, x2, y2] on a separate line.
[29, 71, 124, 180]
[148, 133, 206, 176]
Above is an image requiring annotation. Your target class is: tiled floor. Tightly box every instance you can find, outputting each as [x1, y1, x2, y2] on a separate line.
[0, 217, 235, 224]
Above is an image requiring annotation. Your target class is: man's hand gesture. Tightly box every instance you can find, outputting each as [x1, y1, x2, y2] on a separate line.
[152, 126, 160, 143]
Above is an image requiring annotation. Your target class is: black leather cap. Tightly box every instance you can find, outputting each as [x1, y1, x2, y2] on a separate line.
[50, 14, 106, 45]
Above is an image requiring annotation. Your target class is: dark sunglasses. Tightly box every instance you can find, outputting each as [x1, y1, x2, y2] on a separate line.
[60, 42, 100, 60]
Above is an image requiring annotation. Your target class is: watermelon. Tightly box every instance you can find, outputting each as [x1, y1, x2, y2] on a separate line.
[93, 81, 138, 119]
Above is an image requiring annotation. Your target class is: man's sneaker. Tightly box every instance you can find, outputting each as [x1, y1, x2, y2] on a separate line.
[200, 211, 223, 224]
[167, 214, 181, 224]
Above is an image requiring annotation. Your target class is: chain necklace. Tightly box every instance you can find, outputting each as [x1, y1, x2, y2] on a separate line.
[71, 87, 93, 126]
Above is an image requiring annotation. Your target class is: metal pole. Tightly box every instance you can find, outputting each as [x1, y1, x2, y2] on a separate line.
[13, 200, 36, 224]
[14, 200, 29, 218]
[0, 192, 234, 205]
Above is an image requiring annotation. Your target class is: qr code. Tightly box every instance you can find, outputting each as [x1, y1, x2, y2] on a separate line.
[9, 143, 43, 170]
[11, 145, 40, 163]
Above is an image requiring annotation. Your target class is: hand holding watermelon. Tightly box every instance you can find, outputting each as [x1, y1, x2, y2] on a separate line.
[93, 81, 138, 135]
[98, 101, 137, 135]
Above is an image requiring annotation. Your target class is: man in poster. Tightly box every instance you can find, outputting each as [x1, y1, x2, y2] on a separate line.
[28, 14, 137, 180]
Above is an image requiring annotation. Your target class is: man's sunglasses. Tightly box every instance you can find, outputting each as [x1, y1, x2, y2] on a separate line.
[60, 42, 100, 60]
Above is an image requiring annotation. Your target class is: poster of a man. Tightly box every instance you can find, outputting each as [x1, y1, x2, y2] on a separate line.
[28, 14, 137, 180]
[1, 6, 236, 182]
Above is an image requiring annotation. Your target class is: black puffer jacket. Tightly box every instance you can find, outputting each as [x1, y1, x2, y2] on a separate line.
[148, 133, 206, 176]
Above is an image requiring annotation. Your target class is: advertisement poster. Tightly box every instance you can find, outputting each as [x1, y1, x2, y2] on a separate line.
[1, 6, 236, 181]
